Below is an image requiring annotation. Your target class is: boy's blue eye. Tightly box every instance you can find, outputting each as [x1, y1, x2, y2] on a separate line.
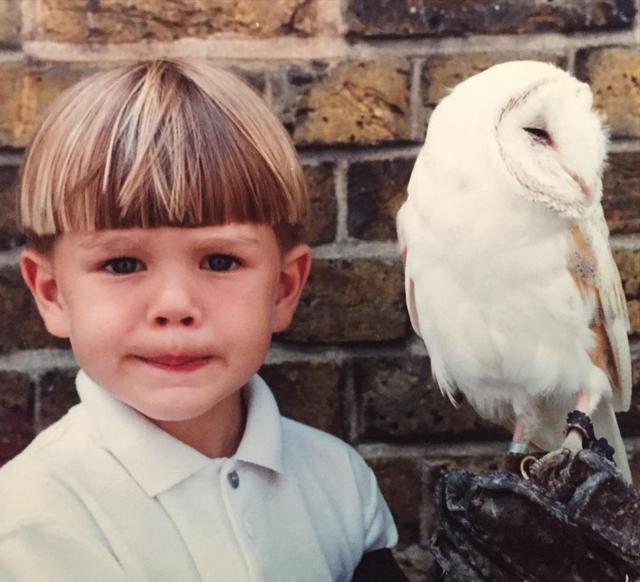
[104, 257, 141, 275]
[205, 254, 238, 272]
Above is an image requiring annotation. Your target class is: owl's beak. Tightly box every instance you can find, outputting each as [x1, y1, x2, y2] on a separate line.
[571, 173, 595, 205]
[579, 181, 594, 205]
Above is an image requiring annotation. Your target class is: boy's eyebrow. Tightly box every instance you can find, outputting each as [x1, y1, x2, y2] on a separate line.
[78, 234, 139, 251]
[192, 235, 261, 248]
[78, 233, 261, 251]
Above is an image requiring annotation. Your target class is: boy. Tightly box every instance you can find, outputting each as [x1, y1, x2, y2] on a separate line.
[0, 60, 406, 581]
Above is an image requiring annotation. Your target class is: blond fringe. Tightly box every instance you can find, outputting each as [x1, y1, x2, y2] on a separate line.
[19, 59, 308, 252]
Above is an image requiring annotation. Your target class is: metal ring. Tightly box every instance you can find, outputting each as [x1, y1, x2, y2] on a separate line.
[520, 455, 538, 480]
[507, 441, 529, 455]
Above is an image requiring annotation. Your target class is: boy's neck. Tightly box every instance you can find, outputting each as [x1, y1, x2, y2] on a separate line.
[150, 390, 246, 459]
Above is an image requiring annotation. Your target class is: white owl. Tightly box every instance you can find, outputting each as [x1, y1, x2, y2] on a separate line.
[397, 60, 632, 481]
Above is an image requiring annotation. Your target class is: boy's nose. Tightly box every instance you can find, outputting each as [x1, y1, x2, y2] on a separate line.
[147, 283, 202, 328]
[153, 313, 196, 327]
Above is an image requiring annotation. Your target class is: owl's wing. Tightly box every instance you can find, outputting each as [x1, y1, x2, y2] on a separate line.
[396, 202, 422, 338]
[569, 208, 631, 411]
[403, 251, 422, 338]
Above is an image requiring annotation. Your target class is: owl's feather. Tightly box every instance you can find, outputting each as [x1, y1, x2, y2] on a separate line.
[569, 215, 631, 410]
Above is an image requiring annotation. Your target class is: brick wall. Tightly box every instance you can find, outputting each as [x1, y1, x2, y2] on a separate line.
[1, 1, 640, 578]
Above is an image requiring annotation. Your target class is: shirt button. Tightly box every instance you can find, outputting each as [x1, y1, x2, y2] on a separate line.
[227, 470, 240, 489]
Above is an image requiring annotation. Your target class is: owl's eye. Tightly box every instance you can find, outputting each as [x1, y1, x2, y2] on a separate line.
[524, 127, 552, 144]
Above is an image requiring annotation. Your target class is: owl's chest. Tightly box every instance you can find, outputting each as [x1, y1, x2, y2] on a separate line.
[414, 218, 593, 365]
[423, 216, 572, 302]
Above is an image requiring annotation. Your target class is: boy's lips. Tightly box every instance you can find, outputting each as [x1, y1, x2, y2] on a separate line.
[136, 354, 211, 372]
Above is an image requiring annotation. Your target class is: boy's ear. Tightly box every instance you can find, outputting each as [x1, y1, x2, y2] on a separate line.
[19, 248, 71, 339]
[272, 244, 312, 333]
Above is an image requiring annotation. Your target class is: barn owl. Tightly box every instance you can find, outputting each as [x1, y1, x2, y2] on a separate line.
[397, 61, 632, 481]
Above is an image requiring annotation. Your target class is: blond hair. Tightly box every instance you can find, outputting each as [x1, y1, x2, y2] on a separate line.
[18, 59, 309, 253]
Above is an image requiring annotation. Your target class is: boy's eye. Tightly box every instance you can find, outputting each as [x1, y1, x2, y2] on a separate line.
[204, 254, 238, 272]
[104, 257, 142, 275]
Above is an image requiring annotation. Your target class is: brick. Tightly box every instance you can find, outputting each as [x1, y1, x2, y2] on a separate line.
[35, 0, 319, 43]
[348, 158, 413, 241]
[422, 453, 503, 536]
[345, 0, 635, 38]
[35, 0, 87, 43]
[368, 456, 421, 549]
[0, 61, 100, 148]
[616, 345, 640, 436]
[0, 61, 24, 147]
[613, 249, 640, 333]
[259, 361, 346, 438]
[355, 356, 509, 442]
[38, 368, 80, 431]
[227, 67, 267, 97]
[0, 371, 35, 466]
[576, 47, 640, 138]
[0, 266, 70, 354]
[280, 258, 408, 343]
[271, 60, 411, 146]
[289, 0, 335, 36]
[303, 163, 337, 245]
[0, 0, 21, 47]
[602, 151, 640, 235]
[0, 165, 24, 251]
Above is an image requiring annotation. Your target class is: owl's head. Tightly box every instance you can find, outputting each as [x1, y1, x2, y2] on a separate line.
[429, 61, 607, 220]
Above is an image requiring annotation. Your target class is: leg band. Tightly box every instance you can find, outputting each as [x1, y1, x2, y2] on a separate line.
[565, 410, 595, 445]
[507, 441, 529, 454]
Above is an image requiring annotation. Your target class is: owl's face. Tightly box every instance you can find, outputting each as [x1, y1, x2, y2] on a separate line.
[496, 76, 607, 219]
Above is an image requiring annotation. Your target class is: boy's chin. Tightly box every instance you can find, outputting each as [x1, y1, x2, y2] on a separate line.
[124, 388, 239, 425]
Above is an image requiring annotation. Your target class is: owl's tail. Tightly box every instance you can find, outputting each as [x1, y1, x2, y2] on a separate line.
[592, 399, 632, 483]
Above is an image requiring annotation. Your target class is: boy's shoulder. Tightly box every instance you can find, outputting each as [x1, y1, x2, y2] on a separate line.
[0, 405, 104, 531]
[279, 416, 376, 490]
[277, 415, 398, 555]
[243, 374, 376, 486]
[1, 405, 84, 476]
[281, 415, 354, 455]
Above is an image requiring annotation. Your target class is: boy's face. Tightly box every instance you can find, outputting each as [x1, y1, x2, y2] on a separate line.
[21, 224, 310, 426]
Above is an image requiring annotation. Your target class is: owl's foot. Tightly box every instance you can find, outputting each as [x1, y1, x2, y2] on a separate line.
[529, 410, 594, 483]
[529, 431, 582, 483]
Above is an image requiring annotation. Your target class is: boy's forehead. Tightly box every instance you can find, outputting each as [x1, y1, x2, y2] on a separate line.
[67, 224, 272, 251]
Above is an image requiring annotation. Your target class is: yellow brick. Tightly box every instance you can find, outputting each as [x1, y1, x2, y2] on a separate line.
[35, 0, 317, 43]
[0, 62, 100, 148]
[578, 48, 640, 138]
[284, 60, 411, 146]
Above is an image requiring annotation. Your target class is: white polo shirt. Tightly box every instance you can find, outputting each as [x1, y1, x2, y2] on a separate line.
[0, 370, 397, 581]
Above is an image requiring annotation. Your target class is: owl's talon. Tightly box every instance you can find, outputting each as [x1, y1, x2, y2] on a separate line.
[530, 447, 574, 483]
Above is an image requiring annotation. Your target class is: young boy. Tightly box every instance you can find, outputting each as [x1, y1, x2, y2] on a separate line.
[0, 60, 406, 581]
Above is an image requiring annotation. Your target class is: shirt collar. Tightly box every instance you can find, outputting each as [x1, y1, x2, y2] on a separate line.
[234, 374, 284, 474]
[76, 370, 284, 498]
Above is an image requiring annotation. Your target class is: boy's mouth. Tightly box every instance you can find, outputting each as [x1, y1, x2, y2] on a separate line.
[137, 355, 211, 372]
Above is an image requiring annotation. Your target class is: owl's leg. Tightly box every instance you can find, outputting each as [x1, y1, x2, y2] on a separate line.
[531, 388, 598, 481]
[561, 389, 598, 453]
[504, 414, 539, 475]
[507, 417, 530, 454]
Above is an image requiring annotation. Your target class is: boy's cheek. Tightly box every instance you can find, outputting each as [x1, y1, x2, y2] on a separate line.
[34, 291, 74, 339]
[41, 312, 72, 339]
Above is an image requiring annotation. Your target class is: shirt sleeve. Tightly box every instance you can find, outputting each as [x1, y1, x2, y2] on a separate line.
[0, 523, 129, 582]
[346, 446, 398, 553]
